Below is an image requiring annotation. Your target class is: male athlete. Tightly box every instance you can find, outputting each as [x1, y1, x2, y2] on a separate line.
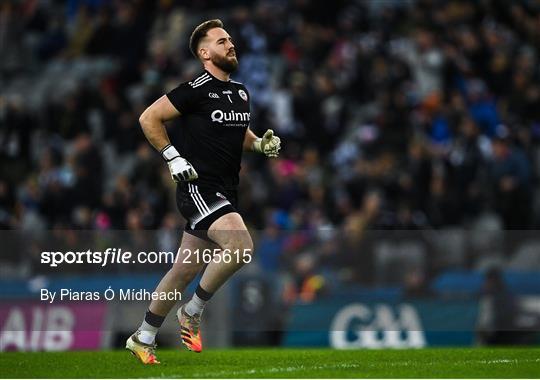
[126, 19, 281, 364]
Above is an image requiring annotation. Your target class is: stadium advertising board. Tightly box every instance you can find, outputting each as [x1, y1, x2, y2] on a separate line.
[0, 301, 107, 351]
[284, 299, 479, 348]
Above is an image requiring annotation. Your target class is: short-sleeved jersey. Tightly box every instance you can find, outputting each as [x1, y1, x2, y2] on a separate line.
[166, 70, 250, 189]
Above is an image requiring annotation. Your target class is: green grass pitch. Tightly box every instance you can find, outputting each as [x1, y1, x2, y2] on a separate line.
[1, 348, 539, 378]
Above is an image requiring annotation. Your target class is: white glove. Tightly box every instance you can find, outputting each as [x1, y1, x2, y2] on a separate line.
[253, 129, 281, 158]
[160, 145, 198, 182]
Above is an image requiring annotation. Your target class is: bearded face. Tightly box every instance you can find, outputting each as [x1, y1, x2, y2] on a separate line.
[199, 28, 239, 74]
[210, 47, 238, 73]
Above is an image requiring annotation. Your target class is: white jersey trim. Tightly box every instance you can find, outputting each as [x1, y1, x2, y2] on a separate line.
[189, 73, 210, 87]
[191, 77, 213, 88]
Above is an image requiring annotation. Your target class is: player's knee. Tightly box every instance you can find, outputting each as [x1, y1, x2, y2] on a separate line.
[219, 233, 253, 261]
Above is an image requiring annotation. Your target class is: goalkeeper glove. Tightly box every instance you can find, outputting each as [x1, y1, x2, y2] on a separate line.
[160, 144, 198, 182]
[253, 129, 281, 158]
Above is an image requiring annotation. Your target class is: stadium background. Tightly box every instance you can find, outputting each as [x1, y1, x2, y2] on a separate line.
[1, 0, 540, 352]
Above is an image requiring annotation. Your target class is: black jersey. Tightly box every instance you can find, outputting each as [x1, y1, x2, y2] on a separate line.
[166, 70, 250, 189]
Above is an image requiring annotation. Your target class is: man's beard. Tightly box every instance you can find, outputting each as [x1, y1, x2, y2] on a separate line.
[212, 53, 238, 73]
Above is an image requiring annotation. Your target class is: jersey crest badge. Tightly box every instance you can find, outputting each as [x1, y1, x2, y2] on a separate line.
[238, 89, 248, 101]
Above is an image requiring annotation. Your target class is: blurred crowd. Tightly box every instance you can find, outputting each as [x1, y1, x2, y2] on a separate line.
[2, 0, 540, 291]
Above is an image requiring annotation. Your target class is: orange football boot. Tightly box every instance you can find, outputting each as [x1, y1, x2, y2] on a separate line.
[126, 331, 160, 364]
[177, 305, 203, 353]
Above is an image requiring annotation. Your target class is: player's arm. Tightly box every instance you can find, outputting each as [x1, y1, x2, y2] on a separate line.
[243, 128, 259, 151]
[139, 95, 198, 182]
[139, 95, 179, 151]
[244, 127, 281, 157]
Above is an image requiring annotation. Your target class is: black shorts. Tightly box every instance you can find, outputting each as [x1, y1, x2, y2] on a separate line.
[176, 182, 238, 238]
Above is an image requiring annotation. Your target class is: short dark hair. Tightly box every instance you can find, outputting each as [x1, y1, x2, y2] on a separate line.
[189, 19, 224, 58]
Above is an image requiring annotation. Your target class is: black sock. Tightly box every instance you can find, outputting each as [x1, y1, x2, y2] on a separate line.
[195, 285, 213, 301]
[144, 309, 165, 328]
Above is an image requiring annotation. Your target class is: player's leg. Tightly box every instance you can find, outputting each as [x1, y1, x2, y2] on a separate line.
[200, 212, 253, 293]
[126, 232, 210, 364]
[178, 212, 253, 352]
[147, 233, 218, 317]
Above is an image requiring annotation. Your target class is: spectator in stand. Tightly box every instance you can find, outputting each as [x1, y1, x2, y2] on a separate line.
[490, 126, 532, 229]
